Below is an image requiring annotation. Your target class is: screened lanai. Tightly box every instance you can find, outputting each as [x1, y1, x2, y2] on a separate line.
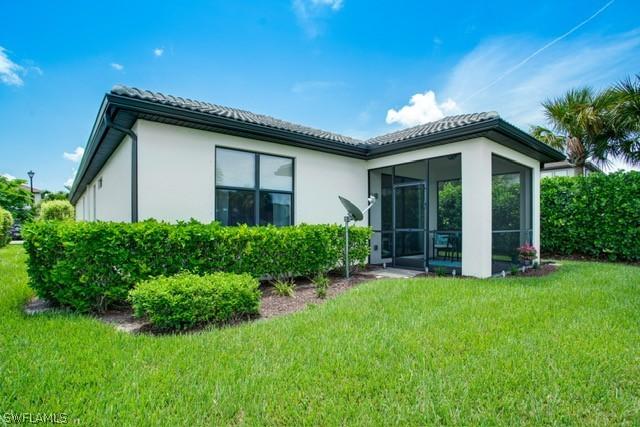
[368, 154, 462, 272]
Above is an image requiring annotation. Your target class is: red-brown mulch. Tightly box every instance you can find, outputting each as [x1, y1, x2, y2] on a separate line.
[517, 263, 558, 277]
[258, 273, 368, 319]
[542, 254, 639, 266]
[75, 272, 373, 334]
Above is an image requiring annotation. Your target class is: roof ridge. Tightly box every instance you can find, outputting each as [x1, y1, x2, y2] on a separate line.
[110, 85, 505, 148]
[364, 112, 500, 146]
[111, 85, 364, 146]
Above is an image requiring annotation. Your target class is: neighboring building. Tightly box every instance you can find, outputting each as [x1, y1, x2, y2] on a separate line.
[20, 184, 43, 204]
[541, 160, 602, 178]
[69, 86, 564, 278]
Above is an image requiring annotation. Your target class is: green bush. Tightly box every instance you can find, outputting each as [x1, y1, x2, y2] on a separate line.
[39, 200, 75, 221]
[22, 221, 371, 312]
[0, 207, 13, 247]
[128, 272, 260, 330]
[541, 171, 640, 261]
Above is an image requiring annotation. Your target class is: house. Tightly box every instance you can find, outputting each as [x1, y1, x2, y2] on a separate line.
[541, 160, 602, 178]
[20, 184, 43, 204]
[69, 86, 564, 278]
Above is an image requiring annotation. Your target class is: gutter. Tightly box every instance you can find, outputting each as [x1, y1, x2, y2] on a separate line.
[105, 116, 138, 222]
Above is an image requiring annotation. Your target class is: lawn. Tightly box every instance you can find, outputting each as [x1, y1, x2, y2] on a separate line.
[1, 244, 639, 426]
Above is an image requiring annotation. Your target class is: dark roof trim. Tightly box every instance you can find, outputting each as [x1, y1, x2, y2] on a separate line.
[542, 160, 602, 172]
[107, 93, 369, 158]
[70, 91, 564, 203]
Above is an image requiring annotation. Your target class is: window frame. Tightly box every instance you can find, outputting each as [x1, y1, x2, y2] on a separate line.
[215, 146, 295, 226]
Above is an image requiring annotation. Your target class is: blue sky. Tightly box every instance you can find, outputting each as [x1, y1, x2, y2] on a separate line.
[1, 0, 639, 191]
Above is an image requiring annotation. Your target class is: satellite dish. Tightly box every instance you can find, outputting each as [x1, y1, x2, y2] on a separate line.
[338, 195, 377, 279]
[339, 196, 364, 221]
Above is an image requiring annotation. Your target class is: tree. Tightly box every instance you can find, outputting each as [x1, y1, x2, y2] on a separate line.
[41, 190, 70, 202]
[529, 125, 565, 150]
[0, 176, 34, 223]
[531, 77, 640, 173]
[606, 74, 640, 166]
[537, 87, 618, 175]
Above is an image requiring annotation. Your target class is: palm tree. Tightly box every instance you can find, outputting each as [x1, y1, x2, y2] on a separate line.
[529, 125, 565, 150]
[535, 87, 617, 175]
[606, 74, 640, 166]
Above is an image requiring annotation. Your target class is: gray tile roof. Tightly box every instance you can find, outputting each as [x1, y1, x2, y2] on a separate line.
[111, 85, 363, 146]
[366, 112, 500, 146]
[111, 85, 501, 148]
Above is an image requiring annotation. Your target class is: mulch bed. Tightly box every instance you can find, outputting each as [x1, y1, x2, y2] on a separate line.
[543, 253, 640, 267]
[23, 263, 562, 335]
[24, 272, 373, 335]
[259, 273, 369, 319]
[516, 263, 558, 277]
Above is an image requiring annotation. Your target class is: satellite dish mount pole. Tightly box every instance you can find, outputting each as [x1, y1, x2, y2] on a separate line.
[338, 195, 377, 280]
[344, 213, 352, 279]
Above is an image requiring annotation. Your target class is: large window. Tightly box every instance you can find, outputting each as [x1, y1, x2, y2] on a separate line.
[215, 148, 293, 226]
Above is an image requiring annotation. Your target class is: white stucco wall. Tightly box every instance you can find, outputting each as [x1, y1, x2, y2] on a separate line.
[74, 120, 542, 278]
[135, 120, 368, 224]
[367, 137, 540, 278]
[75, 135, 132, 222]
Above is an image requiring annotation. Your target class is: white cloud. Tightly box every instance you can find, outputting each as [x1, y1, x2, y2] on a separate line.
[0, 46, 25, 86]
[2, 173, 17, 180]
[110, 62, 124, 71]
[63, 147, 85, 163]
[442, 30, 640, 128]
[292, 0, 344, 37]
[311, 0, 343, 10]
[386, 90, 459, 127]
[433, 37, 443, 46]
[153, 47, 164, 57]
[64, 168, 78, 189]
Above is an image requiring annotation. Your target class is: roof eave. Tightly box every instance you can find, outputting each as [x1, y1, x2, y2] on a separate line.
[106, 93, 369, 158]
[367, 118, 565, 163]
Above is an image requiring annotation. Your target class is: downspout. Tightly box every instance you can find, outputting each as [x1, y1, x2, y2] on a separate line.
[105, 116, 138, 222]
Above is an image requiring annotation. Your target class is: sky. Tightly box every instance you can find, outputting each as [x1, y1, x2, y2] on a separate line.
[1, 0, 639, 191]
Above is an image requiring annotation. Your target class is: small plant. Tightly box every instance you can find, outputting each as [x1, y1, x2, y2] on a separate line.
[532, 260, 540, 270]
[312, 274, 330, 299]
[510, 265, 520, 276]
[128, 272, 261, 330]
[273, 279, 296, 297]
[434, 267, 448, 277]
[517, 243, 537, 265]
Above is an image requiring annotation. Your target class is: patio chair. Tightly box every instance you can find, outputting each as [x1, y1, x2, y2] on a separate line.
[433, 232, 453, 260]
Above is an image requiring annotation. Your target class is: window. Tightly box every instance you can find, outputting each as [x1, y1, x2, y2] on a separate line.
[215, 148, 293, 226]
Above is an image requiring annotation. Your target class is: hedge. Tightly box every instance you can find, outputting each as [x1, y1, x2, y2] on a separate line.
[39, 200, 75, 221]
[128, 272, 261, 330]
[0, 207, 12, 247]
[541, 171, 640, 261]
[23, 221, 371, 312]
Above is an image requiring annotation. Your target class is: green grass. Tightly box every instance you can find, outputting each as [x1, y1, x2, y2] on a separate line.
[1, 244, 639, 426]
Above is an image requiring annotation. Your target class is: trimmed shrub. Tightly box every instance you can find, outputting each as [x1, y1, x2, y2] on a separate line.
[39, 200, 74, 221]
[541, 171, 640, 261]
[22, 221, 371, 312]
[0, 207, 13, 247]
[128, 272, 260, 330]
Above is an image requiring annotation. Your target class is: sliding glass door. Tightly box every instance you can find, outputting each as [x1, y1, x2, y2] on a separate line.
[394, 183, 426, 268]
